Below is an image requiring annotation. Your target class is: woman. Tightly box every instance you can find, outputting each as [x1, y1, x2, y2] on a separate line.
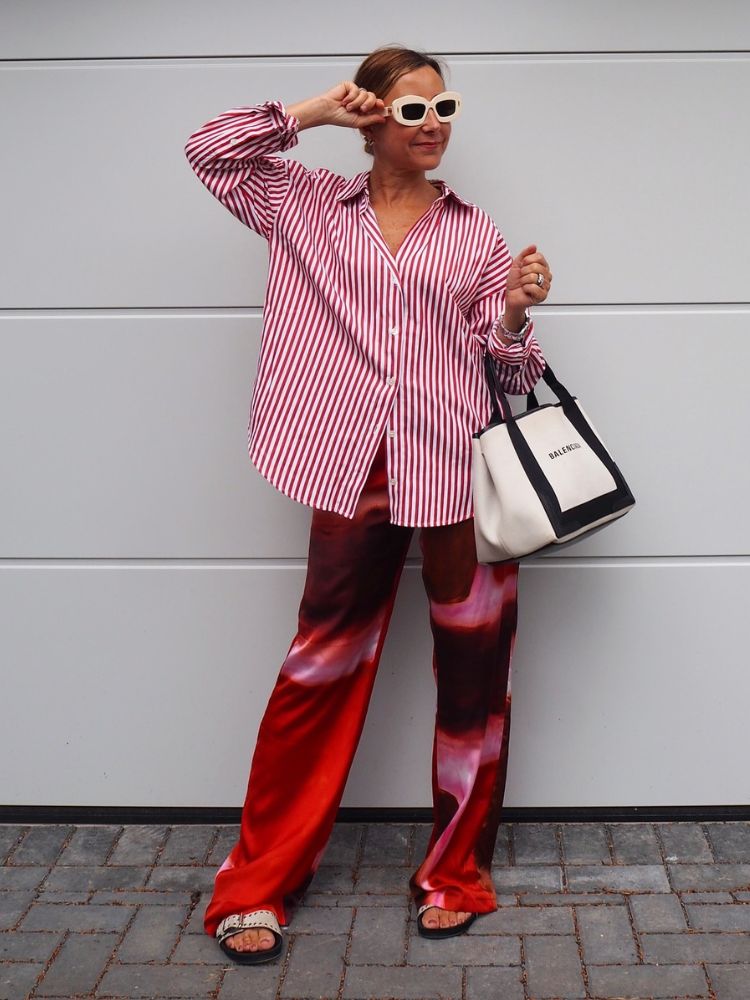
[184, 45, 552, 965]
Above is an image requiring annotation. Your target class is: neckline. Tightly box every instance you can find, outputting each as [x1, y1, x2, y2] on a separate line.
[367, 190, 445, 261]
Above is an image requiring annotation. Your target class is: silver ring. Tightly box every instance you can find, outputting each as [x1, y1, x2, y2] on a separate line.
[536, 273, 545, 287]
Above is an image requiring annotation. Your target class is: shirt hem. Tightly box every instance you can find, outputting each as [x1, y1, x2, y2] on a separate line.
[248, 452, 474, 529]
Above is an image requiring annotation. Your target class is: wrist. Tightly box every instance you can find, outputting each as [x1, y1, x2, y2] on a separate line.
[502, 305, 528, 333]
[497, 308, 530, 345]
[285, 96, 327, 130]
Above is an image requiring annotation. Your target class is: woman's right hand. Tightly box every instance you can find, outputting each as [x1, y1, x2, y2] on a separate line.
[287, 82, 386, 131]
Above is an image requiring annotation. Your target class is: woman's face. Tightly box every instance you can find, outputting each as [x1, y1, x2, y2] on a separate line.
[372, 65, 452, 173]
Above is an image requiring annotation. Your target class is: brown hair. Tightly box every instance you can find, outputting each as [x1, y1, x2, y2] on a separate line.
[354, 44, 446, 99]
[353, 45, 448, 155]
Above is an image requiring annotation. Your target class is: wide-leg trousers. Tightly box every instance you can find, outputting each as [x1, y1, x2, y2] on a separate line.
[204, 434, 520, 936]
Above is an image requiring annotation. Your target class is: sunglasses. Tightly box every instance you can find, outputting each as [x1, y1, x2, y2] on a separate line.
[383, 91, 462, 126]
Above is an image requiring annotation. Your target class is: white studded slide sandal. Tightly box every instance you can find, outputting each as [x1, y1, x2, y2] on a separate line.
[216, 909, 284, 964]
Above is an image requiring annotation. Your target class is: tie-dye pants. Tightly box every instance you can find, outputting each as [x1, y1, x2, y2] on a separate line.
[204, 434, 519, 936]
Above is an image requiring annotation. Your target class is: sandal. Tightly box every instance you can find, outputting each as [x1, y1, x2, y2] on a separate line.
[216, 909, 284, 964]
[416, 903, 477, 939]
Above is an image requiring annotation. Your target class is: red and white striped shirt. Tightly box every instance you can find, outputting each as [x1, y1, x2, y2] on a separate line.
[185, 100, 546, 526]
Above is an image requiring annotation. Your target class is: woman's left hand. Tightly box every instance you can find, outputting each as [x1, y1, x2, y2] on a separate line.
[505, 244, 553, 310]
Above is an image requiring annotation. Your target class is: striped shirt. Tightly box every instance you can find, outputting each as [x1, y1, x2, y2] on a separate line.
[184, 100, 546, 526]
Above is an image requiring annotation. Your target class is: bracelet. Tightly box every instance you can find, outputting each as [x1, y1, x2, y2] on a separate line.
[498, 310, 530, 344]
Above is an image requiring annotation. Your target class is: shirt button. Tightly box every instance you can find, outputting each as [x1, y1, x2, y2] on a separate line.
[386, 376, 395, 386]
[387, 430, 395, 438]
[389, 325, 398, 336]
[389, 478, 397, 486]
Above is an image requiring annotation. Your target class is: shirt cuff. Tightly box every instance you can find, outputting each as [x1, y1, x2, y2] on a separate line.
[273, 100, 301, 149]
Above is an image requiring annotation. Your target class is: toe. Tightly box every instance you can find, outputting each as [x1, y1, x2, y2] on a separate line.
[224, 929, 262, 952]
[420, 905, 474, 931]
[224, 932, 241, 950]
[224, 923, 278, 953]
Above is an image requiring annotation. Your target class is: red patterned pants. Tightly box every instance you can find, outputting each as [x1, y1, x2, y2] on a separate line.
[204, 435, 519, 935]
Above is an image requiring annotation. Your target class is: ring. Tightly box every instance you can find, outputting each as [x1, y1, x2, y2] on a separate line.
[536, 273, 545, 288]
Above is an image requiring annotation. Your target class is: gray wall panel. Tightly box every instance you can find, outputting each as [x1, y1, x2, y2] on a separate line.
[1, 56, 747, 307]
[506, 560, 750, 808]
[1, 309, 747, 558]
[1, 562, 746, 807]
[2, 4, 746, 810]
[0, 312, 313, 559]
[3, 1, 750, 59]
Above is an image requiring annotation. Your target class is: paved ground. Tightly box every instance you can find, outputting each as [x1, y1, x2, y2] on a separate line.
[2, 821, 750, 999]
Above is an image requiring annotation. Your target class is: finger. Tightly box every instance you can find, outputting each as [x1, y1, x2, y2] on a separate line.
[520, 283, 548, 302]
[360, 94, 384, 113]
[342, 91, 362, 111]
[336, 81, 356, 104]
[520, 275, 547, 291]
[519, 251, 546, 266]
[355, 96, 378, 115]
[520, 264, 552, 283]
[355, 111, 387, 126]
[344, 88, 372, 111]
[521, 279, 550, 296]
[516, 244, 537, 260]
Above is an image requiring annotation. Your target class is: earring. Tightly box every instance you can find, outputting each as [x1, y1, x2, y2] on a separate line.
[362, 131, 374, 154]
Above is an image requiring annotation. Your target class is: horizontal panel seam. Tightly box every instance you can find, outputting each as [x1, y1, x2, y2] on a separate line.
[1, 303, 749, 318]
[1, 557, 749, 567]
[2, 51, 750, 66]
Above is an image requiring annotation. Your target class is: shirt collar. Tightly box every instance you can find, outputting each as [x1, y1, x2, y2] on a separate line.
[335, 171, 371, 203]
[335, 171, 473, 208]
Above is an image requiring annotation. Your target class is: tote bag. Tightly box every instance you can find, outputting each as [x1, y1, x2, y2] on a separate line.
[472, 353, 635, 563]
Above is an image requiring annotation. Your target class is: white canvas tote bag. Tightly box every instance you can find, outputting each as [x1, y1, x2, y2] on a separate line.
[472, 354, 635, 563]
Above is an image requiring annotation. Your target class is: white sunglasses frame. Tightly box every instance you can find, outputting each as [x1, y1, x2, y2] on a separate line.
[382, 91, 462, 126]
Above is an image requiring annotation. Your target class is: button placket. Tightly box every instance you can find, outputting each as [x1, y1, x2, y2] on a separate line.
[383, 273, 404, 496]
[386, 273, 405, 383]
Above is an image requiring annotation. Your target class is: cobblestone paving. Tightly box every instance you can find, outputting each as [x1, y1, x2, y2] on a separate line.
[2, 821, 750, 998]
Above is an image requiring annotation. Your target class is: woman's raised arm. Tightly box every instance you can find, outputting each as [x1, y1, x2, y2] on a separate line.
[467, 231, 548, 396]
[184, 85, 384, 238]
[286, 81, 385, 131]
[185, 100, 309, 238]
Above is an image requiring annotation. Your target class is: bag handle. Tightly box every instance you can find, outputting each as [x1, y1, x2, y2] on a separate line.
[483, 351, 576, 424]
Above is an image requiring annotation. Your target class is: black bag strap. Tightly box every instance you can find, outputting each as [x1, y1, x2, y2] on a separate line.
[483, 352, 576, 425]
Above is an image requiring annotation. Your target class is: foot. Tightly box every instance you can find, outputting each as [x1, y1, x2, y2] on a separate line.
[216, 910, 283, 965]
[222, 926, 277, 954]
[419, 905, 473, 931]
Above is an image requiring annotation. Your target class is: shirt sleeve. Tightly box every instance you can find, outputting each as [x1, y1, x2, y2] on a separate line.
[467, 228, 547, 395]
[184, 100, 302, 239]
